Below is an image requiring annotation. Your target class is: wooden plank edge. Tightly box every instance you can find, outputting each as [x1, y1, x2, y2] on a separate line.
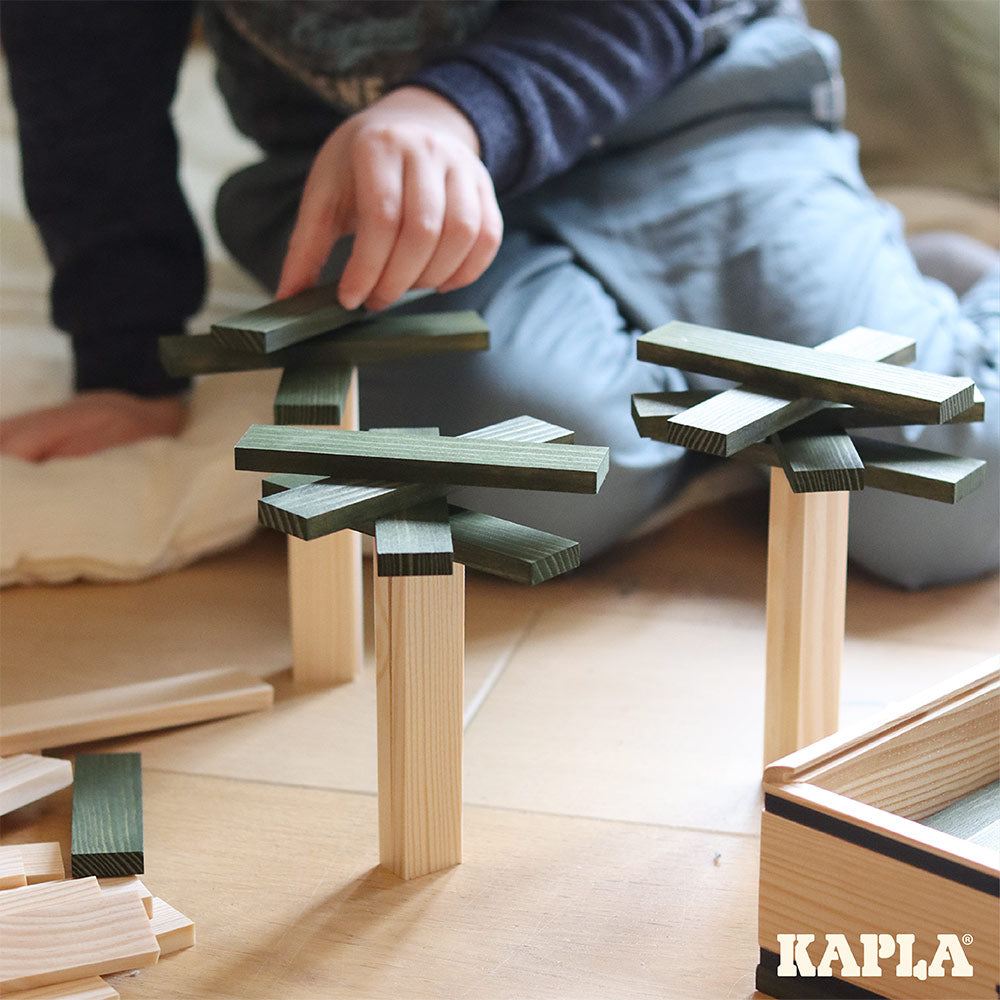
[762, 781, 1000, 887]
[764, 657, 999, 784]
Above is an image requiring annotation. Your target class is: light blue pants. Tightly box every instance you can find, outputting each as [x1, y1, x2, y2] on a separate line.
[216, 17, 998, 589]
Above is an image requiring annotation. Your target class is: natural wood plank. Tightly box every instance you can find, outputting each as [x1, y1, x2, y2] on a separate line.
[765, 657, 999, 785]
[375, 561, 465, 879]
[758, 810, 998, 999]
[806, 680, 1000, 822]
[770, 416, 865, 493]
[375, 498, 454, 577]
[637, 320, 974, 423]
[0, 669, 274, 756]
[211, 283, 364, 353]
[149, 897, 195, 955]
[637, 327, 917, 456]
[97, 877, 153, 918]
[0, 977, 120, 1000]
[0, 894, 159, 993]
[236, 425, 609, 494]
[764, 468, 848, 764]
[0, 846, 27, 889]
[273, 364, 353, 425]
[0, 756, 73, 816]
[0, 842, 65, 884]
[161, 311, 488, 376]
[259, 415, 574, 540]
[0, 878, 101, 915]
[287, 373, 363, 689]
[71, 755, 143, 879]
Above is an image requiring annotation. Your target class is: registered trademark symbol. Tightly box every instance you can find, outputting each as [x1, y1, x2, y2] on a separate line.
[962, 934, 974, 946]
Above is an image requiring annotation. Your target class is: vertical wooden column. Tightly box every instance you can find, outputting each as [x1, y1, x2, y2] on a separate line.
[287, 370, 363, 687]
[763, 467, 849, 764]
[374, 554, 465, 879]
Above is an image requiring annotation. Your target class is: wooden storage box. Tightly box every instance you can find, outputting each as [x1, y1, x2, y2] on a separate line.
[756, 657, 999, 999]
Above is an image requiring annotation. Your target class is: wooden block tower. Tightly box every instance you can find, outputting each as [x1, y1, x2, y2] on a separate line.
[632, 321, 986, 764]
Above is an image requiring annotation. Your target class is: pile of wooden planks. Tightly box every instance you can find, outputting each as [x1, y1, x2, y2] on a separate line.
[0, 853, 194, 997]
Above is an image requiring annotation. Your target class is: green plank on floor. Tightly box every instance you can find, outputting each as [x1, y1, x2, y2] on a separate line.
[71, 753, 143, 878]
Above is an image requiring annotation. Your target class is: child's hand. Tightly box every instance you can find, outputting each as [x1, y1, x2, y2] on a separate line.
[276, 86, 503, 309]
[0, 391, 186, 462]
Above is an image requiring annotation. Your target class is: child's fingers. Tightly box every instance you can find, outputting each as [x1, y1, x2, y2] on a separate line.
[414, 164, 482, 291]
[365, 146, 448, 310]
[337, 133, 406, 310]
[437, 170, 503, 293]
[276, 180, 343, 301]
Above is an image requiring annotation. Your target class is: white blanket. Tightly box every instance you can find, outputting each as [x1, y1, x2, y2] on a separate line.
[1, 48, 278, 586]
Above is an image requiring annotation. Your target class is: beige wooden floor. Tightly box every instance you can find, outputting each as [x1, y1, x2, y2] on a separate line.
[1, 493, 997, 1000]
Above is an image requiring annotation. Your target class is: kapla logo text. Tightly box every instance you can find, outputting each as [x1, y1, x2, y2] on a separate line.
[777, 933, 973, 980]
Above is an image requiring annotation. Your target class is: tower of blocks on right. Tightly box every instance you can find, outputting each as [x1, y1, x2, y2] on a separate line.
[631, 321, 987, 765]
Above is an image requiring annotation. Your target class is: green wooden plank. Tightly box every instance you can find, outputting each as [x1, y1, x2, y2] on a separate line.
[633, 386, 985, 444]
[637, 321, 973, 424]
[273, 364, 353, 425]
[636, 327, 919, 456]
[236, 425, 608, 493]
[259, 416, 575, 540]
[770, 416, 865, 493]
[921, 781, 999, 847]
[846, 436, 987, 503]
[211, 283, 365, 353]
[639, 420, 985, 503]
[375, 498, 454, 576]
[70, 753, 143, 878]
[160, 311, 488, 377]
[353, 505, 580, 585]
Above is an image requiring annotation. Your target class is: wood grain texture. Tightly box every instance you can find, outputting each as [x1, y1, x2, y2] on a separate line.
[273, 364, 353, 425]
[287, 376, 363, 689]
[0, 894, 159, 993]
[211, 282, 364, 353]
[0, 847, 27, 888]
[807, 680, 1000, 823]
[0, 879, 101, 915]
[0, 670, 273, 756]
[758, 810, 998, 1000]
[0, 977, 120, 1000]
[765, 657, 999, 786]
[375, 561, 465, 880]
[149, 897, 195, 955]
[97, 877, 153, 918]
[764, 468, 847, 764]
[0, 755, 73, 816]
[847, 435, 987, 503]
[258, 416, 578, 540]
[160, 311, 488, 376]
[637, 321, 973, 423]
[640, 327, 917, 456]
[770, 417, 865, 493]
[640, 421, 986, 504]
[375, 498, 454, 577]
[70, 754, 143, 878]
[236, 425, 609, 493]
[1, 842, 65, 884]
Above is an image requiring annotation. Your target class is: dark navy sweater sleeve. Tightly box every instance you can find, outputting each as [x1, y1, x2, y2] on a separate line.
[2, 1, 202, 397]
[409, 1, 708, 196]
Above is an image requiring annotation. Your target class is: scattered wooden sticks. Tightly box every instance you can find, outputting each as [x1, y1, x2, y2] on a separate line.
[71, 755, 143, 879]
[0, 848, 194, 997]
[0, 756, 73, 816]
